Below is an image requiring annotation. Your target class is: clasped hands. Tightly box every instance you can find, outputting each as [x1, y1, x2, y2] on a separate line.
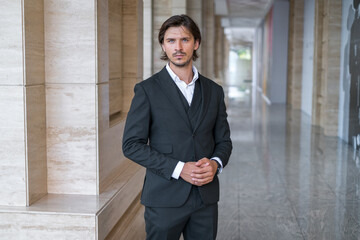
[180, 158, 218, 186]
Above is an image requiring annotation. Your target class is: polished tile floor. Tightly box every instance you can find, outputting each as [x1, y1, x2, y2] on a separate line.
[217, 86, 360, 240]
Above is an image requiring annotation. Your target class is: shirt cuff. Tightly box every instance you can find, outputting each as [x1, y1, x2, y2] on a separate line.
[211, 157, 223, 174]
[172, 161, 185, 179]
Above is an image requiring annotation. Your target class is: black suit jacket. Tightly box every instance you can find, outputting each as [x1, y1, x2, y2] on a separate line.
[122, 67, 232, 207]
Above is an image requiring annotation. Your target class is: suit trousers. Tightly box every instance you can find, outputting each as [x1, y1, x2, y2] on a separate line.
[144, 186, 218, 240]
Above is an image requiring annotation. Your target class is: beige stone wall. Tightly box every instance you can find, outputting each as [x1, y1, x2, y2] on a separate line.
[23, 0, 47, 205]
[122, 0, 143, 113]
[99, 0, 144, 193]
[0, 212, 96, 239]
[109, 0, 123, 117]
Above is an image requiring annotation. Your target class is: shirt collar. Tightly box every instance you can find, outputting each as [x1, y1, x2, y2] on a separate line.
[165, 63, 199, 85]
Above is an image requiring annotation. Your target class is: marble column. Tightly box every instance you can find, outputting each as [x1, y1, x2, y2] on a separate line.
[143, 0, 153, 79]
[312, 0, 342, 136]
[187, 0, 203, 72]
[172, 0, 186, 15]
[320, 0, 341, 136]
[215, 16, 225, 84]
[45, 0, 98, 195]
[0, 0, 47, 207]
[312, 0, 325, 126]
[224, 36, 230, 77]
[287, 0, 304, 110]
[202, 0, 216, 79]
[152, 0, 173, 72]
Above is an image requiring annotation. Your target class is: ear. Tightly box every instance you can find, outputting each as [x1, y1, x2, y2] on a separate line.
[161, 44, 166, 52]
[194, 40, 199, 50]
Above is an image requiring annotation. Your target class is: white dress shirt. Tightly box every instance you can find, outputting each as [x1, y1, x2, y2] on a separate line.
[165, 64, 223, 179]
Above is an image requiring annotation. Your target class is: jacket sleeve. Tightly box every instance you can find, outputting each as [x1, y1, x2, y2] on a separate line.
[211, 87, 232, 168]
[122, 83, 179, 180]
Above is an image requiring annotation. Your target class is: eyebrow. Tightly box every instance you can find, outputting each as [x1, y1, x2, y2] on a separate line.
[165, 37, 190, 41]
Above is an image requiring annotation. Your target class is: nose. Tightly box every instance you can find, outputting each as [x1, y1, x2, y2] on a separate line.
[175, 40, 182, 51]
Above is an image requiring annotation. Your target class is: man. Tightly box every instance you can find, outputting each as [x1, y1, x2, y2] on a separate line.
[122, 14, 232, 240]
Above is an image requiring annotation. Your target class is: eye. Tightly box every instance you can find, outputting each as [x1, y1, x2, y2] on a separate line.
[167, 39, 175, 43]
[182, 38, 189, 42]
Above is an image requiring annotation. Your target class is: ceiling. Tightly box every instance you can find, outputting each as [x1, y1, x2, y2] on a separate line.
[214, 0, 274, 47]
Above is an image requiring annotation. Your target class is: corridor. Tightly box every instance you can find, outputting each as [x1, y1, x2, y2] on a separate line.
[217, 86, 360, 239]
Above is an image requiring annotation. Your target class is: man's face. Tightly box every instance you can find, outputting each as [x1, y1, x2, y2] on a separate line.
[161, 26, 199, 68]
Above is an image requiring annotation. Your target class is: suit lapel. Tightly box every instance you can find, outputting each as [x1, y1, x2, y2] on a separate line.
[194, 75, 211, 133]
[155, 67, 192, 130]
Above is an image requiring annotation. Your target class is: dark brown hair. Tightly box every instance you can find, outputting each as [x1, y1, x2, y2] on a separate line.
[158, 15, 201, 61]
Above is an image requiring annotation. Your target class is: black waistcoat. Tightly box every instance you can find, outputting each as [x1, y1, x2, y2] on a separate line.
[175, 80, 202, 131]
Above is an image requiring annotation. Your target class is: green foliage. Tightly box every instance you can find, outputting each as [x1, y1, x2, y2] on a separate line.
[238, 48, 251, 60]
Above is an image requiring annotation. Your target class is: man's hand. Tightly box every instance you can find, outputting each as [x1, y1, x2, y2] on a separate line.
[180, 158, 217, 186]
[192, 158, 217, 186]
[180, 162, 200, 185]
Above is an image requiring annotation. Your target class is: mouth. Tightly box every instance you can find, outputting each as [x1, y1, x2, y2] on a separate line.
[173, 52, 186, 58]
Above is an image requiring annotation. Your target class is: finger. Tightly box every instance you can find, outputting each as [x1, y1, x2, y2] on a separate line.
[192, 174, 212, 180]
[195, 158, 210, 166]
[194, 180, 207, 186]
[194, 177, 213, 186]
[192, 166, 212, 174]
[191, 170, 213, 178]
[195, 160, 207, 166]
[191, 169, 209, 175]
[192, 174, 213, 182]
[198, 163, 210, 168]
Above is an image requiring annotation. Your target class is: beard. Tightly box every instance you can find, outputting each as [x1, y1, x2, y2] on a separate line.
[170, 58, 192, 68]
[169, 51, 192, 68]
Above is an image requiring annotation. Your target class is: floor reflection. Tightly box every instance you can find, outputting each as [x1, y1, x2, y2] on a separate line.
[217, 87, 360, 239]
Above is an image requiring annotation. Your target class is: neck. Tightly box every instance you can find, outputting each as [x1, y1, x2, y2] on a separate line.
[169, 62, 194, 84]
